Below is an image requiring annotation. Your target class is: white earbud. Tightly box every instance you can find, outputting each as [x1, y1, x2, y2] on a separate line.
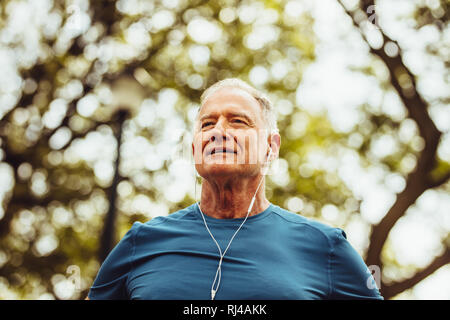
[262, 148, 273, 175]
[267, 148, 273, 162]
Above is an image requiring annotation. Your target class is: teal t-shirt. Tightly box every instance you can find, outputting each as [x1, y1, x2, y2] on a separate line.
[88, 203, 383, 300]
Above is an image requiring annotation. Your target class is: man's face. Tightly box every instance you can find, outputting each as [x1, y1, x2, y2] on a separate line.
[192, 86, 270, 180]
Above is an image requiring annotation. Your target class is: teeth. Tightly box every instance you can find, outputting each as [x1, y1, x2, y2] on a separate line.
[212, 149, 233, 154]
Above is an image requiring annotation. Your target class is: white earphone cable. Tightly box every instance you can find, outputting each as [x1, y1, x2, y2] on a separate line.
[195, 148, 272, 300]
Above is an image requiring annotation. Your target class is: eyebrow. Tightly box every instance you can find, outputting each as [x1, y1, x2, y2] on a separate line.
[199, 111, 255, 124]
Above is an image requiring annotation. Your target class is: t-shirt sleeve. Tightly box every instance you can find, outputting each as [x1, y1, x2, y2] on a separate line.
[88, 222, 140, 300]
[329, 228, 383, 300]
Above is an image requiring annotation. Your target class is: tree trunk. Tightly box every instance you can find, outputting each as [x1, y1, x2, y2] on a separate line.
[98, 110, 128, 263]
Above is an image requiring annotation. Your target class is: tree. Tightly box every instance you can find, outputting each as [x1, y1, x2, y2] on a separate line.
[0, 0, 448, 299]
[337, 0, 449, 299]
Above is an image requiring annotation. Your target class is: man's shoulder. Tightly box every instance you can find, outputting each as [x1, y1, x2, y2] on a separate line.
[271, 205, 342, 243]
[139, 203, 197, 227]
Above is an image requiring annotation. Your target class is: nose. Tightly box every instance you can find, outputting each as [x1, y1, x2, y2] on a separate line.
[208, 119, 229, 144]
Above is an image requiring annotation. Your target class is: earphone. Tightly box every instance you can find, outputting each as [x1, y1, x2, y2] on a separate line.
[262, 148, 273, 175]
[195, 146, 273, 300]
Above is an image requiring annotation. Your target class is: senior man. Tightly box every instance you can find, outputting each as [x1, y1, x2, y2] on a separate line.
[87, 78, 383, 300]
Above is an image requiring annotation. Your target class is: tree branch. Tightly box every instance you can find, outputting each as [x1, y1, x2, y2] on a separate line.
[427, 170, 450, 189]
[382, 248, 450, 299]
[336, 0, 446, 291]
[337, 0, 441, 151]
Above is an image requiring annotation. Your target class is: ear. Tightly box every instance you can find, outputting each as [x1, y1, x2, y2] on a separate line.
[267, 132, 281, 161]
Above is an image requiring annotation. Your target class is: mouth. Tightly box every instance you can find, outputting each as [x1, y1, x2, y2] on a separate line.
[206, 147, 237, 156]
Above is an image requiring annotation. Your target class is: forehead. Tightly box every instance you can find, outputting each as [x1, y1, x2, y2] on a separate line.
[198, 86, 264, 121]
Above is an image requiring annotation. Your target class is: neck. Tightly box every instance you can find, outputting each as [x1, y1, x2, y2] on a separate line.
[199, 175, 270, 219]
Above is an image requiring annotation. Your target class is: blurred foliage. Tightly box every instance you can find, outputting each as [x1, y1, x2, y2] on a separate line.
[0, 0, 448, 299]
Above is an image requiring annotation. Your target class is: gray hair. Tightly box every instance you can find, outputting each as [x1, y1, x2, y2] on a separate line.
[198, 78, 279, 134]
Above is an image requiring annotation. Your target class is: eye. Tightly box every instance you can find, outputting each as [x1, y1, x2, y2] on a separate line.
[201, 121, 214, 128]
[232, 119, 246, 124]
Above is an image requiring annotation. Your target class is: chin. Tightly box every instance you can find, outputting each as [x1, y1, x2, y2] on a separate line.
[196, 162, 258, 179]
[203, 163, 240, 175]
